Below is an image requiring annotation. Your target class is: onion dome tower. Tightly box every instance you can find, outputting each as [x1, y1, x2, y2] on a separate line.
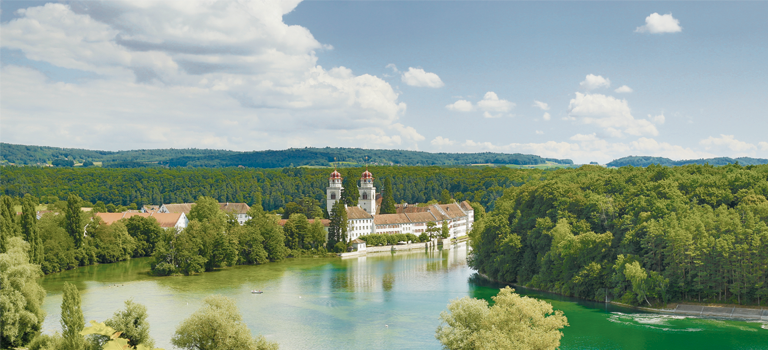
[359, 168, 376, 214]
[326, 169, 343, 215]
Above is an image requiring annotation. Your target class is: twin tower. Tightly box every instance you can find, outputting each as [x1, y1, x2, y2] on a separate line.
[326, 169, 377, 215]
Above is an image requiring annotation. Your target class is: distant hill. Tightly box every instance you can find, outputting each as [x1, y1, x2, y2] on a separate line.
[607, 156, 768, 167]
[0, 143, 573, 168]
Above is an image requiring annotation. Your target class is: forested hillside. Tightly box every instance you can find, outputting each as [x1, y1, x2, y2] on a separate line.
[0, 143, 572, 167]
[607, 156, 768, 167]
[470, 164, 768, 306]
[0, 166, 538, 211]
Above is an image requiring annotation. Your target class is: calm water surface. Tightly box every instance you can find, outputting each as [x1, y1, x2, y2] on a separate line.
[40, 243, 768, 349]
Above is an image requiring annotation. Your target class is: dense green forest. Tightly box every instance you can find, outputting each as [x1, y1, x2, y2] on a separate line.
[0, 166, 539, 211]
[470, 163, 768, 307]
[1, 143, 572, 167]
[607, 156, 768, 168]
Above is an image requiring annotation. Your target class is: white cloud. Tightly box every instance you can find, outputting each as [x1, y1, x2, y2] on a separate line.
[535, 130, 544, 135]
[700, 135, 757, 153]
[649, 114, 666, 125]
[580, 74, 611, 90]
[401, 67, 444, 88]
[542, 112, 551, 121]
[760, 142, 768, 151]
[0, 1, 423, 150]
[446, 100, 473, 112]
[568, 92, 658, 137]
[386, 63, 399, 73]
[477, 92, 515, 113]
[630, 138, 710, 159]
[431, 136, 455, 147]
[615, 85, 633, 93]
[636, 13, 682, 34]
[532, 100, 550, 110]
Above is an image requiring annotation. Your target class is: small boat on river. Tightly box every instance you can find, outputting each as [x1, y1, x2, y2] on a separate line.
[251, 290, 263, 294]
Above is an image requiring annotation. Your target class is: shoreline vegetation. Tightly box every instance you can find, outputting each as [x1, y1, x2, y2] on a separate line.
[469, 163, 768, 310]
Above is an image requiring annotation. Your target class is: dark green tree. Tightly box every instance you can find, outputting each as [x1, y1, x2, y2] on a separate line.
[441, 220, 450, 239]
[341, 172, 359, 207]
[123, 215, 163, 257]
[21, 195, 43, 264]
[61, 282, 85, 350]
[284, 213, 309, 250]
[64, 194, 83, 248]
[439, 189, 452, 204]
[1, 195, 19, 253]
[328, 200, 348, 250]
[380, 177, 396, 214]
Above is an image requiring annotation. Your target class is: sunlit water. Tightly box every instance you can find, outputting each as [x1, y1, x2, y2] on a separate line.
[40, 243, 768, 349]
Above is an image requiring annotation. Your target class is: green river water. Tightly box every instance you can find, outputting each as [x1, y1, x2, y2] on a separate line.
[40, 243, 767, 349]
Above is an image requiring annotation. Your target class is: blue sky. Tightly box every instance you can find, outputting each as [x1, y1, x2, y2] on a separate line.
[1, 0, 766, 163]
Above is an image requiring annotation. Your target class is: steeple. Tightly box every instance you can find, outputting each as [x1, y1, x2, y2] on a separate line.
[326, 165, 343, 215]
[359, 166, 376, 215]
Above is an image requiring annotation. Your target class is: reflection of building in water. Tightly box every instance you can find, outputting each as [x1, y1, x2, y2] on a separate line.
[327, 169, 475, 241]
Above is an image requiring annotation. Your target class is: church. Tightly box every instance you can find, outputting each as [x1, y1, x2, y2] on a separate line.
[326, 169, 474, 241]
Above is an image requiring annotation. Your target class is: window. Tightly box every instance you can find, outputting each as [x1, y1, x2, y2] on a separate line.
[331, 194, 336, 199]
[362, 193, 368, 200]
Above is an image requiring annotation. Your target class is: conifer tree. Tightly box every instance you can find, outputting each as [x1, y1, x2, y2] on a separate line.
[21, 195, 43, 264]
[380, 177, 396, 214]
[328, 200, 348, 249]
[64, 195, 83, 248]
[341, 172, 359, 207]
[61, 282, 85, 350]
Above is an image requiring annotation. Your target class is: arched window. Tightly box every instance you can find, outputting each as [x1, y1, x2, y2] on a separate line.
[362, 193, 368, 200]
[331, 194, 336, 199]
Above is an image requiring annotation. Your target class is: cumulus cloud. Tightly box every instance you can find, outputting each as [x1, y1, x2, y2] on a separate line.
[636, 13, 682, 34]
[431, 136, 455, 147]
[446, 99, 473, 112]
[0, 1, 422, 150]
[615, 85, 633, 93]
[542, 112, 551, 121]
[580, 74, 611, 90]
[700, 135, 757, 153]
[649, 114, 666, 125]
[760, 142, 768, 151]
[568, 92, 658, 137]
[401, 67, 444, 88]
[532, 100, 550, 110]
[477, 92, 515, 113]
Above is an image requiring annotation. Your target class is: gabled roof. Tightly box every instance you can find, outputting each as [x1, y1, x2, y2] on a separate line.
[95, 212, 184, 228]
[219, 202, 250, 214]
[351, 239, 366, 244]
[347, 206, 373, 220]
[460, 201, 474, 212]
[440, 203, 468, 220]
[404, 212, 438, 223]
[374, 213, 411, 225]
[162, 203, 194, 214]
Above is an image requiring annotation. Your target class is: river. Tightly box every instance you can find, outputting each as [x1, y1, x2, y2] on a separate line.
[40, 243, 768, 349]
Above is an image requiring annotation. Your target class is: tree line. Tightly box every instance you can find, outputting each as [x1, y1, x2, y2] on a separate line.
[470, 163, 768, 307]
[1, 166, 537, 213]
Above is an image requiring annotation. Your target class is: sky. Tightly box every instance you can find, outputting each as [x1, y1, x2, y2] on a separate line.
[1, 0, 766, 164]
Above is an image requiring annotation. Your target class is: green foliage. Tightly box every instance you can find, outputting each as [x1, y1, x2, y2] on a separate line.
[440, 189, 452, 204]
[171, 295, 278, 350]
[86, 300, 155, 349]
[307, 218, 327, 249]
[22, 195, 44, 264]
[65, 195, 83, 248]
[435, 286, 568, 350]
[341, 172, 359, 207]
[358, 233, 420, 246]
[80, 320, 163, 350]
[441, 220, 450, 239]
[61, 282, 85, 350]
[328, 201, 348, 248]
[0, 237, 46, 348]
[88, 219, 136, 263]
[607, 155, 768, 167]
[379, 178, 396, 214]
[470, 164, 768, 306]
[283, 213, 309, 250]
[123, 215, 163, 257]
[1, 195, 20, 253]
[52, 159, 75, 167]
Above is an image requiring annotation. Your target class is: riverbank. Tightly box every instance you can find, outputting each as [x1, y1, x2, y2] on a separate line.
[475, 272, 768, 321]
[339, 238, 459, 258]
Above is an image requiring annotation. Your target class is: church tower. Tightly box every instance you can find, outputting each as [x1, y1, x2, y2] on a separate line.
[359, 169, 376, 214]
[327, 169, 343, 215]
